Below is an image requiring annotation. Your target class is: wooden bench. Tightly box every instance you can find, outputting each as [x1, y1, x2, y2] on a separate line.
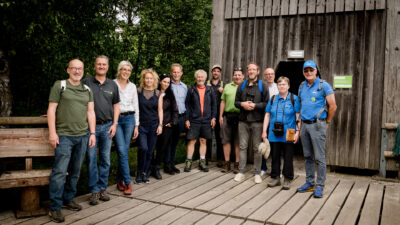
[0, 117, 53, 218]
[380, 122, 400, 178]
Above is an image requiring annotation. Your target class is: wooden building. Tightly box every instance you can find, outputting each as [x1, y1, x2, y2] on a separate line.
[210, 0, 400, 173]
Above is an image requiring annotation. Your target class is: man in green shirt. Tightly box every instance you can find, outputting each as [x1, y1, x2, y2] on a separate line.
[219, 67, 244, 173]
[47, 59, 96, 223]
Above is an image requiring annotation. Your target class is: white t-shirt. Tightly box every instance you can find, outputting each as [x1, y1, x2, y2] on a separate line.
[113, 79, 140, 125]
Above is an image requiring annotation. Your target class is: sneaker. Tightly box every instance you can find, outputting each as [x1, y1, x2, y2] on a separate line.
[221, 161, 231, 173]
[282, 178, 291, 190]
[49, 210, 65, 223]
[63, 201, 82, 211]
[260, 170, 266, 176]
[124, 184, 132, 195]
[184, 159, 192, 172]
[268, 178, 281, 187]
[254, 174, 262, 184]
[313, 186, 323, 198]
[117, 181, 125, 191]
[297, 182, 316, 192]
[199, 159, 209, 172]
[135, 171, 143, 184]
[143, 173, 150, 184]
[233, 162, 239, 174]
[234, 173, 245, 182]
[89, 192, 99, 205]
[171, 164, 181, 174]
[217, 160, 224, 168]
[99, 190, 110, 201]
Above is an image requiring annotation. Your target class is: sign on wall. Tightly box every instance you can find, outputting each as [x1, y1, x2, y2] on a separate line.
[334, 75, 353, 89]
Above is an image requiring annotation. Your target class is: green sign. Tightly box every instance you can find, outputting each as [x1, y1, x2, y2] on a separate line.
[334, 76, 352, 88]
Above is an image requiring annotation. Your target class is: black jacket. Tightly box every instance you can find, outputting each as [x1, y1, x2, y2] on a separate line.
[185, 85, 217, 124]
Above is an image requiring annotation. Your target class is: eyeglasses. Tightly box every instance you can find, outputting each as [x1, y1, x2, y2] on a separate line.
[69, 67, 83, 72]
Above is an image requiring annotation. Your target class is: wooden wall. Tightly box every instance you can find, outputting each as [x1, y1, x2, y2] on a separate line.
[210, 0, 388, 170]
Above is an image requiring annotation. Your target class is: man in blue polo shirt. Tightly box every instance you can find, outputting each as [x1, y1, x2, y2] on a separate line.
[296, 60, 337, 198]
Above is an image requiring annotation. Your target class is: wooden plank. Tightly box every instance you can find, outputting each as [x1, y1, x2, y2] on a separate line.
[211, 0, 227, 77]
[255, 0, 264, 17]
[298, 0, 307, 14]
[345, 0, 355, 11]
[311, 180, 354, 225]
[358, 183, 384, 225]
[281, 0, 289, 15]
[195, 214, 226, 225]
[232, 0, 241, 18]
[316, 0, 325, 13]
[25, 158, 32, 170]
[272, 0, 280, 16]
[381, 185, 400, 225]
[247, 177, 305, 222]
[225, 0, 233, 19]
[365, 0, 375, 10]
[326, 0, 335, 12]
[218, 217, 245, 225]
[240, 0, 249, 18]
[242, 220, 264, 225]
[334, 181, 369, 225]
[264, 0, 272, 16]
[355, 0, 366, 11]
[308, 0, 316, 14]
[165, 172, 232, 206]
[248, 0, 257, 17]
[288, 179, 340, 225]
[170, 210, 208, 225]
[376, 0, 386, 9]
[0, 117, 47, 125]
[0, 127, 49, 137]
[146, 208, 191, 225]
[336, 0, 345, 12]
[211, 176, 268, 215]
[96, 202, 158, 225]
[383, 123, 398, 130]
[120, 205, 174, 225]
[289, 0, 298, 15]
[0, 169, 51, 188]
[0, 140, 53, 158]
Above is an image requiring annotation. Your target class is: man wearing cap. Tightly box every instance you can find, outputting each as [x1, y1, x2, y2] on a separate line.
[296, 60, 337, 198]
[206, 64, 224, 167]
[234, 62, 269, 184]
[261, 67, 279, 176]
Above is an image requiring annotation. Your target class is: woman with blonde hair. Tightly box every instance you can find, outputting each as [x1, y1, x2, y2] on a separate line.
[136, 68, 163, 184]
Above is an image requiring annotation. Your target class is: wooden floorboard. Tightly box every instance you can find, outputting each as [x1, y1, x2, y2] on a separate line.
[120, 204, 174, 225]
[358, 183, 384, 225]
[218, 217, 245, 225]
[146, 207, 191, 225]
[194, 213, 226, 225]
[169, 210, 208, 225]
[381, 185, 400, 225]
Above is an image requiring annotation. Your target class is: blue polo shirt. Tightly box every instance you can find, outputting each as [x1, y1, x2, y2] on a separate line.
[299, 77, 334, 121]
[265, 93, 300, 143]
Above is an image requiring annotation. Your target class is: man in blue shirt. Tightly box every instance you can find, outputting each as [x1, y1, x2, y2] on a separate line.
[296, 60, 337, 198]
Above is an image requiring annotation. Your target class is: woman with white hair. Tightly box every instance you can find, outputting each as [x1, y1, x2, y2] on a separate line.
[113, 60, 139, 195]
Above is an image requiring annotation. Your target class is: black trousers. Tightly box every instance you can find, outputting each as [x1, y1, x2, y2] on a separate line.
[270, 142, 294, 180]
[153, 126, 173, 167]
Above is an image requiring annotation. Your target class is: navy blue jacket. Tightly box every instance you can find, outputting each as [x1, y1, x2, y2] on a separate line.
[185, 84, 217, 124]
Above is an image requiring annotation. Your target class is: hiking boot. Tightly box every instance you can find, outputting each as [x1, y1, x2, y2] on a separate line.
[282, 178, 291, 190]
[199, 159, 209, 172]
[117, 181, 125, 191]
[234, 173, 245, 182]
[268, 178, 281, 187]
[184, 159, 192, 172]
[89, 192, 99, 205]
[221, 161, 231, 173]
[99, 190, 110, 201]
[49, 210, 65, 223]
[164, 164, 175, 175]
[297, 182, 315, 192]
[153, 167, 162, 180]
[233, 162, 239, 174]
[171, 164, 181, 174]
[217, 160, 224, 168]
[63, 201, 82, 211]
[135, 171, 143, 184]
[313, 186, 323, 198]
[142, 172, 150, 184]
[254, 174, 262, 184]
[124, 184, 132, 195]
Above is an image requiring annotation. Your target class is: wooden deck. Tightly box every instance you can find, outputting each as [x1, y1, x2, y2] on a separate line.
[1, 162, 400, 225]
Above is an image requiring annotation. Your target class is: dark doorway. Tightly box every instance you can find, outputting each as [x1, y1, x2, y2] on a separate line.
[275, 61, 305, 95]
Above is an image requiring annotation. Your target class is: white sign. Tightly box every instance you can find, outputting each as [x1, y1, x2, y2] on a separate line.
[288, 50, 304, 59]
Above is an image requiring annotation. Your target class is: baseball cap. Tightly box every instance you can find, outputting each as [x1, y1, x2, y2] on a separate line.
[211, 64, 222, 71]
[303, 60, 317, 70]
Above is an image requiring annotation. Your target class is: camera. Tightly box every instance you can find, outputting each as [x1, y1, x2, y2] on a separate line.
[272, 122, 284, 136]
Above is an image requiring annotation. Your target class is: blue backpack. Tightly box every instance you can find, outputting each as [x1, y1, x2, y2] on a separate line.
[240, 79, 263, 93]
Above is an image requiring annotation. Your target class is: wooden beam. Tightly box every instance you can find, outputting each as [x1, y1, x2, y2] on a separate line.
[383, 123, 399, 130]
[240, 0, 249, 18]
[255, 0, 264, 17]
[316, 0, 325, 14]
[355, 0, 365, 11]
[210, 0, 226, 77]
[345, 0, 355, 11]
[326, 0, 335, 12]
[365, 0, 375, 10]
[281, 0, 289, 15]
[0, 169, 51, 188]
[336, 0, 345, 12]
[248, 0, 256, 17]
[298, 0, 307, 14]
[0, 117, 47, 125]
[272, 0, 280, 16]
[264, 0, 272, 16]
[289, 0, 298, 15]
[225, 0, 233, 19]
[376, 0, 386, 9]
[232, 0, 240, 18]
[25, 158, 32, 170]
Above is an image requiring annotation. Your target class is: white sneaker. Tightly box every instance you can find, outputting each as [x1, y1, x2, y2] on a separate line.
[234, 173, 245, 182]
[254, 174, 262, 184]
[260, 170, 266, 176]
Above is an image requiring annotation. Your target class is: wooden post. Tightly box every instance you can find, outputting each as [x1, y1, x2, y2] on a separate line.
[16, 187, 46, 218]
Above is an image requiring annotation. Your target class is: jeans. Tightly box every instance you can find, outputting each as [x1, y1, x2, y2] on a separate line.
[49, 135, 89, 210]
[138, 123, 158, 173]
[87, 122, 113, 193]
[167, 116, 185, 164]
[270, 142, 294, 180]
[114, 114, 135, 185]
[238, 121, 263, 174]
[300, 121, 327, 187]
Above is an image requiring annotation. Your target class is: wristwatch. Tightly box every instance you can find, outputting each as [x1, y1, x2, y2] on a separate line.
[90, 132, 95, 136]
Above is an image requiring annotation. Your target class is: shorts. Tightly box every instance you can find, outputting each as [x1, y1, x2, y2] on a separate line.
[186, 122, 212, 140]
[220, 115, 239, 144]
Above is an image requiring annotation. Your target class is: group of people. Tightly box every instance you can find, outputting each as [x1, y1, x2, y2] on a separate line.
[46, 56, 337, 223]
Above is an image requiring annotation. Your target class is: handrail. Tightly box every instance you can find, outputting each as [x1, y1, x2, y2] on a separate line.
[0, 117, 47, 125]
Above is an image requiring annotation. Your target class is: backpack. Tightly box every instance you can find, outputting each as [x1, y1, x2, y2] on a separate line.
[240, 79, 263, 93]
[60, 80, 91, 94]
[298, 79, 327, 119]
[270, 93, 295, 107]
[207, 80, 224, 87]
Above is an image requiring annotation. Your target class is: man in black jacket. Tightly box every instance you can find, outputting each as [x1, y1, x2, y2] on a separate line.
[234, 62, 269, 184]
[184, 69, 217, 172]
